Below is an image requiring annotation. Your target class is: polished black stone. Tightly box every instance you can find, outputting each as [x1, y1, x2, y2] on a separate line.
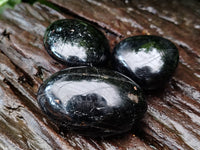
[112, 35, 179, 91]
[44, 19, 110, 67]
[37, 67, 147, 137]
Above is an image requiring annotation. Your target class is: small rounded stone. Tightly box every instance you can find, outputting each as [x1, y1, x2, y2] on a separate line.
[44, 19, 110, 67]
[37, 67, 147, 137]
[112, 35, 179, 91]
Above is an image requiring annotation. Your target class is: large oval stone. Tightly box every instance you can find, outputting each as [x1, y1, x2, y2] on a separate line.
[112, 35, 179, 91]
[37, 67, 147, 137]
[44, 19, 110, 67]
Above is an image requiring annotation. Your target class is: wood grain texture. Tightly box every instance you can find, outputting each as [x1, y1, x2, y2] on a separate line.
[0, 0, 200, 149]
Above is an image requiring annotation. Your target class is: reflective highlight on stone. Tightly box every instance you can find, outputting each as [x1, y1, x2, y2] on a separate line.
[37, 67, 147, 137]
[44, 19, 110, 67]
[112, 35, 179, 91]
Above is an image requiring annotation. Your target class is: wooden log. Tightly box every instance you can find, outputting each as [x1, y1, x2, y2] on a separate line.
[0, 1, 199, 149]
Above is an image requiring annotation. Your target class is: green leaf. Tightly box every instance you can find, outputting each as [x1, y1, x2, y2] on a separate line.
[8, 0, 21, 7]
[0, 0, 8, 7]
[0, 0, 21, 14]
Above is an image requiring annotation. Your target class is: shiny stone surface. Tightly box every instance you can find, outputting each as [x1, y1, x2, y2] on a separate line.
[112, 35, 179, 91]
[44, 19, 110, 67]
[37, 67, 147, 137]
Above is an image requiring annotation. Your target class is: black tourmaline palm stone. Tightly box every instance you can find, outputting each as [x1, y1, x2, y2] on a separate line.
[112, 35, 179, 91]
[44, 19, 110, 67]
[37, 67, 147, 137]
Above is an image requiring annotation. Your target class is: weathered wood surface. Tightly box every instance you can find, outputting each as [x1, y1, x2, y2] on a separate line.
[0, 0, 199, 149]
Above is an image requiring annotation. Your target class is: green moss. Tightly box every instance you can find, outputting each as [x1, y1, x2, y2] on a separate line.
[141, 41, 160, 52]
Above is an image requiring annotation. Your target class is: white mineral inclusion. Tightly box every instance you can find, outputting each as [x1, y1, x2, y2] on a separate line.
[50, 80, 121, 107]
[52, 38, 87, 60]
[119, 47, 164, 73]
